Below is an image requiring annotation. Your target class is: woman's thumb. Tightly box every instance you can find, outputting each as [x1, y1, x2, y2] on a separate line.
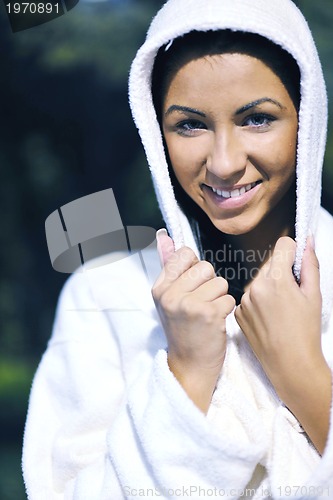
[156, 228, 175, 266]
[300, 236, 320, 297]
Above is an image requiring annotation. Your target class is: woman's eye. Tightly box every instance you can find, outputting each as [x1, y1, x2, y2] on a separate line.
[175, 120, 207, 136]
[243, 113, 276, 128]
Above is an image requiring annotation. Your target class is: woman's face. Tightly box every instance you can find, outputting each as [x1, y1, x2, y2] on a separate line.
[162, 53, 298, 235]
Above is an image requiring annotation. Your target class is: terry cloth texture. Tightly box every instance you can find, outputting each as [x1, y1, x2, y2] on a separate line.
[23, 0, 333, 499]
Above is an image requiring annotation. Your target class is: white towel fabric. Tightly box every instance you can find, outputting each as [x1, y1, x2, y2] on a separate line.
[23, 218, 333, 499]
[23, 0, 333, 499]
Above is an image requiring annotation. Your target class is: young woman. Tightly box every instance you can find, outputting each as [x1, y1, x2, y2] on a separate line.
[23, 0, 333, 498]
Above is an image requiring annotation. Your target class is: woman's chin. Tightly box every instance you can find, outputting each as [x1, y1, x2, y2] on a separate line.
[209, 218, 259, 237]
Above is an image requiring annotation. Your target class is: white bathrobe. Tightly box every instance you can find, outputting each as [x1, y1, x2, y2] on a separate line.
[23, 0, 333, 498]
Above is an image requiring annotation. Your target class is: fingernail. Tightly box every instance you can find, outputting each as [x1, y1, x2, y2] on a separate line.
[156, 228, 168, 240]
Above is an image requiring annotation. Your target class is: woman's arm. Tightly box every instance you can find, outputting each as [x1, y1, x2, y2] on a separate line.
[235, 236, 332, 455]
[153, 229, 235, 412]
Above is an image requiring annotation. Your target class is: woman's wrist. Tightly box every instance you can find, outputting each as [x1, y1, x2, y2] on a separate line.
[167, 352, 224, 413]
[278, 357, 332, 455]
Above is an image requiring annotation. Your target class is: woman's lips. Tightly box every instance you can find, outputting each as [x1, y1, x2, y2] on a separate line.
[203, 181, 262, 209]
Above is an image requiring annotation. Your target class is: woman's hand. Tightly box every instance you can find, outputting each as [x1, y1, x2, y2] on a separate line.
[235, 236, 332, 454]
[152, 229, 235, 412]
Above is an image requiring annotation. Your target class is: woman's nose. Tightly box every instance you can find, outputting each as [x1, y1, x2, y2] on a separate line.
[206, 130, 247, 182]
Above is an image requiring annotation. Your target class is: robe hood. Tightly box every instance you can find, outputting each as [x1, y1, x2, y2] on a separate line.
[129, 0, 331, 320]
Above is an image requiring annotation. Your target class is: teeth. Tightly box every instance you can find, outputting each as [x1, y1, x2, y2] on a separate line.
[211, 182, 257, 198]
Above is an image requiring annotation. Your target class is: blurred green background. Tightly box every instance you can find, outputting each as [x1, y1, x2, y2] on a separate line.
[0, 1, 332, 498]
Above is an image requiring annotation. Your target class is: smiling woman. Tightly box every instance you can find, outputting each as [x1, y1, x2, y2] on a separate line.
[22, 1, 333, 498]
[161, 52, 298, 237]
[149, 28, 332, 452]
[152, 30, 301, 300]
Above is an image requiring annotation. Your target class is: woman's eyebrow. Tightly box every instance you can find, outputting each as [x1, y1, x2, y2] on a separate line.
[236, 97, 284, 115]
[164, 105, 206, 117]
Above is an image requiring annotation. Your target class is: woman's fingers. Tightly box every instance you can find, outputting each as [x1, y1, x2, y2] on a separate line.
[213, 293, 236, 316]
[155, 229, 200, 290]
[155, 230, 235, 303]
[300, 236, 321, 300]
[267, 236, 296, 282]
[156, 228, 175, 265]
[175, 260, 216, 292]
[191, 276, 229, 301]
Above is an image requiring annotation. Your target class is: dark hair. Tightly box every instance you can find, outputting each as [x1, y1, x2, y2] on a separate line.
[152, 30, 301, 117]
[151, 30, 300, 303]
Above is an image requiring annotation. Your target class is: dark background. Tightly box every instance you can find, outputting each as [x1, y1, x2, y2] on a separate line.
[0, 1, 332, 498]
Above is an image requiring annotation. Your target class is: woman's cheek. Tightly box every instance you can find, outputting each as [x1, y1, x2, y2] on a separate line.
[168, 144, 194, 174]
